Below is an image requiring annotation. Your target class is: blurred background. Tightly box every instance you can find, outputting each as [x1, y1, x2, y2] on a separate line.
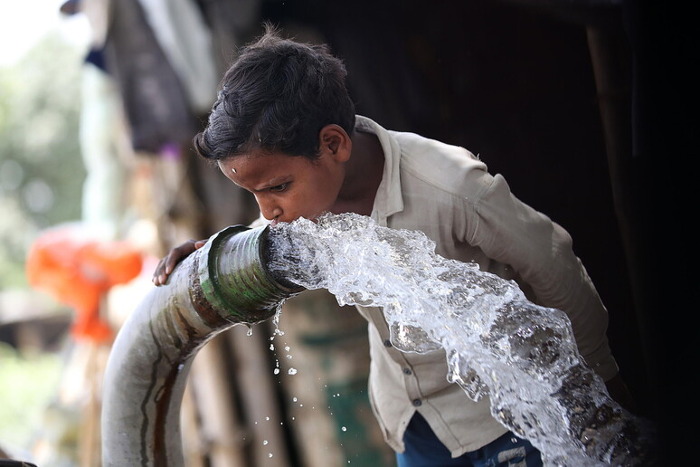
[0, 0, 686, 465]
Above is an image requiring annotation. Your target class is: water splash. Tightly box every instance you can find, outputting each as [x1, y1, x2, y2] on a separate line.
[266, 213, 656, 466]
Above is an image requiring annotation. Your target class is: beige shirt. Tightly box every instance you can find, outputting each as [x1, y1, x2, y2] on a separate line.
[353, 115, 618, 456]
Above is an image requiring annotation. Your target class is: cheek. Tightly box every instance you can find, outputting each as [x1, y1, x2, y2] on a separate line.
[287, 187, 333, 220]
[316, 167, 343, 199]
[293, 194, 327, 219]
[268, 193, 311, 222]
[313, 176, 340, 206]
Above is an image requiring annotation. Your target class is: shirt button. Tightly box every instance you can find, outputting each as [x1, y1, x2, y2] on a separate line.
[412, 399, 422, 407]
[403, 368, 412, 375]
[383, 339, 392, 347]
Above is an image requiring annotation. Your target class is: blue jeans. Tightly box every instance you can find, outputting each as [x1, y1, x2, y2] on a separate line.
[396, 412, 543, 467]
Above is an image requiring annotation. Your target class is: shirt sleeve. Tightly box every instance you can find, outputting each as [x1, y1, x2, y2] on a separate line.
[463, 171, 619, 381]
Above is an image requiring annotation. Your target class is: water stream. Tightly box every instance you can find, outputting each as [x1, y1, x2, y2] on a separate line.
[265, 213, 656, 466]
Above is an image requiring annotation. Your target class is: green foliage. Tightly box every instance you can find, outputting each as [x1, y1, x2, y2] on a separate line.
[0, 342, 63, 454]
[0, 31, 86, 289]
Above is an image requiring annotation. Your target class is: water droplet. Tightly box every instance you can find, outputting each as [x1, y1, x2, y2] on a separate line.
[341, 426, 347, 432]
[287, 368, 297, 375]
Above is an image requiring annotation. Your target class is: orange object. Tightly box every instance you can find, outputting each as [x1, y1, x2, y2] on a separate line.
[26, 225, 143, 343]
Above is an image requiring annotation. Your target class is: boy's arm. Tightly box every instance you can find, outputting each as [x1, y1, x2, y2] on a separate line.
[604, 373, 638, 413]
[464, 172, 621, 387]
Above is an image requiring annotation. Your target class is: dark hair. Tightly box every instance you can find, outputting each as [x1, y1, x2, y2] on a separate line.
[193, 25, 356, 161]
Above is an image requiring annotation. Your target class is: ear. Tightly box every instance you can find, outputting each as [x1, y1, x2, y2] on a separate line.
[319, 124, 352, 162]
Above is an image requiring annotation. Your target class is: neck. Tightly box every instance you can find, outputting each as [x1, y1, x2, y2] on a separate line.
[333, 130, 385, 216]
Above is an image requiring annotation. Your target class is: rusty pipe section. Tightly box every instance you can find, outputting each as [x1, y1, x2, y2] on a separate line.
[101, 225, 303, 467]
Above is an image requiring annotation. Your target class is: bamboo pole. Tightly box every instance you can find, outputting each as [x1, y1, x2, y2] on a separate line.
[227, 324, 292, 467]
[188, 335, 247, 467]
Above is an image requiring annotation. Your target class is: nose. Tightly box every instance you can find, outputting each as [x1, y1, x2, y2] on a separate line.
[256, 196, 282, 221]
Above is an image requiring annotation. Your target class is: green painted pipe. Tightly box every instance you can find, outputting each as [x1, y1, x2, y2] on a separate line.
[101, 225, 303, 466]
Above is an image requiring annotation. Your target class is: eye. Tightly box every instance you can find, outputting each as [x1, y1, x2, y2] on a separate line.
[269, 182, 289, 193]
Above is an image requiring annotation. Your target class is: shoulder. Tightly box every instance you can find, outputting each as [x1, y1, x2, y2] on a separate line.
[390, 130, 490, 195]
[355, 115, 493, 199]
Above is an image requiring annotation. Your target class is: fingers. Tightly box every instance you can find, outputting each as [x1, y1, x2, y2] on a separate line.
[152, 256, 171, 286]
[152, 239, 206, 286]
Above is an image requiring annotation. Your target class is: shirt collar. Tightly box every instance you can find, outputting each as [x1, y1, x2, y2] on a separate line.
[354, 115, 404, 225]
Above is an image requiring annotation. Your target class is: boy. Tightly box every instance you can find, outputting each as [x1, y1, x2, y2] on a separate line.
[153, 26, 633, 466]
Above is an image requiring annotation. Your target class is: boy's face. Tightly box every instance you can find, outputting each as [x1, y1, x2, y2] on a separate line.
[218, 149, 346, 225]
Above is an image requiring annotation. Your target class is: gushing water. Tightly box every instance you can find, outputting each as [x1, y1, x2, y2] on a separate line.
[266, 213, 656, 466]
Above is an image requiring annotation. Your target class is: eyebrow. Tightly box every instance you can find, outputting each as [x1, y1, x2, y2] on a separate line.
[252, 177, 290, 192]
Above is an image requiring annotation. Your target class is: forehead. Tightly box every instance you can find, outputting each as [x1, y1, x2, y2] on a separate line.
[218, 151, 313, 183]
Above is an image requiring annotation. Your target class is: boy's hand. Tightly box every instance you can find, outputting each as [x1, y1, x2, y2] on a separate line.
[604, 373, 639, 414]
[152, 239, 207, 286]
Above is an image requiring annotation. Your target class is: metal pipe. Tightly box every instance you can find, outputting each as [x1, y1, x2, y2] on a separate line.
[101, 224, 303, 466]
